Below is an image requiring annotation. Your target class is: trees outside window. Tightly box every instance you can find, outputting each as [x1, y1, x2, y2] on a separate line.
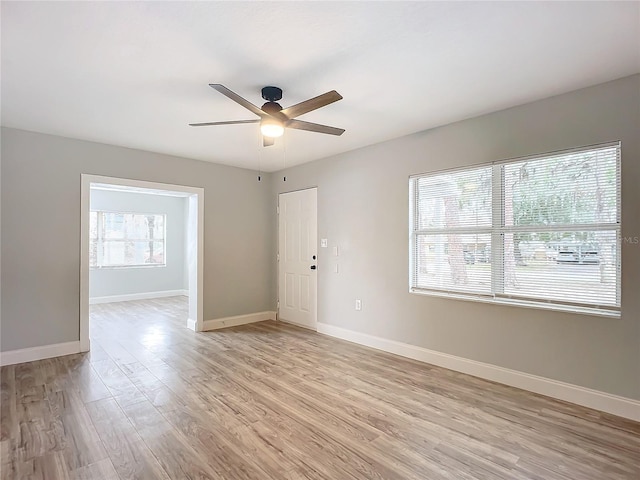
[410, 143, 620, 315]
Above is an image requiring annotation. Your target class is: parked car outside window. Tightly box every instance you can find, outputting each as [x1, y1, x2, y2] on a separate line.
[556, 244, 599, 264]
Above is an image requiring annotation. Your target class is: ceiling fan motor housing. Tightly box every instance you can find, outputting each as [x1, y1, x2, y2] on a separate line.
[262, 101, 283, 115]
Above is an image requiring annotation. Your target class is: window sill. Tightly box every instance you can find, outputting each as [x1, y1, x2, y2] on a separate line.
[409, 288, 620, 318]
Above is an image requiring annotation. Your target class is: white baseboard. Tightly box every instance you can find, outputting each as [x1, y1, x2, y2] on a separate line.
[90, 289, 188, 304]
[203, 311, 276, 331]
[0, 341, 81, 367]
[316, 323, 640, 422]
[186, 317, 199, 332]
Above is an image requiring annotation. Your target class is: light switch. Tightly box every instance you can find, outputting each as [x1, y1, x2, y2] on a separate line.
[320, 238, 328, 248]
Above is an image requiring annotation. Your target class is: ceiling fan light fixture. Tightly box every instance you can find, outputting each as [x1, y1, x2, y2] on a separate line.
[260, 119, 284, 138]
[190, 84, 344, 144]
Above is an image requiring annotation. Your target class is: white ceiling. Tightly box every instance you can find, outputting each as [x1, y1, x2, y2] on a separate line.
[2, 2, 639, 172]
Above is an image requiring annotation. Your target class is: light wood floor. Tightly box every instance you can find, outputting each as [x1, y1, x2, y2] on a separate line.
[1, 297, 639, 479]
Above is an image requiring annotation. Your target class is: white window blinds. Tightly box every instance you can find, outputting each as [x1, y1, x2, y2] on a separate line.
[410, 142, 621, 315]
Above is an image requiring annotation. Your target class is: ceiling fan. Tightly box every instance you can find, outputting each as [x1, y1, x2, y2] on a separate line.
[189, 84, 345, 146]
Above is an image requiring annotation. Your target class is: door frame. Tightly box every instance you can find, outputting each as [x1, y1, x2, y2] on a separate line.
[277, 187, 318, 330]
[80, 174, 205, 351]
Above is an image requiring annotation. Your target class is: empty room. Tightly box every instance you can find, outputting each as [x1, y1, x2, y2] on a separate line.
[1, 2, 639, 479]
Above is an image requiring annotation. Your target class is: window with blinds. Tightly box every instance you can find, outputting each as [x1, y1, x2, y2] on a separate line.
[90, 211, 166, 268]
[409, 143, 621, 316]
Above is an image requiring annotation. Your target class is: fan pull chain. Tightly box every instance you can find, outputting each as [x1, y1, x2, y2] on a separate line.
[283, 131, 287, 182]
[257, 126, 263, 182]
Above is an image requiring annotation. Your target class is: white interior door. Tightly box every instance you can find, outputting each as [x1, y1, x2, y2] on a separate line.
[278, 188, 317, 329]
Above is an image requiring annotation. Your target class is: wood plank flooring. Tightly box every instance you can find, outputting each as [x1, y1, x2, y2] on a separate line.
[2, 296, 639, 479]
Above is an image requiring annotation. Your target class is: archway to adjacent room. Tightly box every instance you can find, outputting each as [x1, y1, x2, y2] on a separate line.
[80, 174, 204, 352]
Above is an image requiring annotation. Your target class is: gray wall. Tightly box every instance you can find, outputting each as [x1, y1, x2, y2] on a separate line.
[2, 75, 638, 401]
[271, 75, 640, 400]
[1, 129, 273, 351]
[89, 189, 187, 299]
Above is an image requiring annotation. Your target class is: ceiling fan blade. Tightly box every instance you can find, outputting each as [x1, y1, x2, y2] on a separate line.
[286, 119, 345, 136]
[189, 119, 259, 127]
[209, 84, 267, 118]
[263, 136, 275, 147]
[280, 90, 343, 119]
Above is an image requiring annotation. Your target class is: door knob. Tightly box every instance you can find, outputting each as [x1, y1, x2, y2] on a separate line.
[310, 265, 317, 270]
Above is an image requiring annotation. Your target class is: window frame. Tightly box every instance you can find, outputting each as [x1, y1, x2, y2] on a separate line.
[90, 210, 167, 269]
[409, 142, 621, 318]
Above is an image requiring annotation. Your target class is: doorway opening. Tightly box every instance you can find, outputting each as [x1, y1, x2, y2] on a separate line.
[80, 175, 204, 351]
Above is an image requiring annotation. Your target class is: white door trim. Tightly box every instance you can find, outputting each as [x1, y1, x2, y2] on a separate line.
[80, 174, 205, 351]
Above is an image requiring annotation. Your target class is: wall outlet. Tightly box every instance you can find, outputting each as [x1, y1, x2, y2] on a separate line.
[355, 299, 362, 311]
[320, 238, 328, 248]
